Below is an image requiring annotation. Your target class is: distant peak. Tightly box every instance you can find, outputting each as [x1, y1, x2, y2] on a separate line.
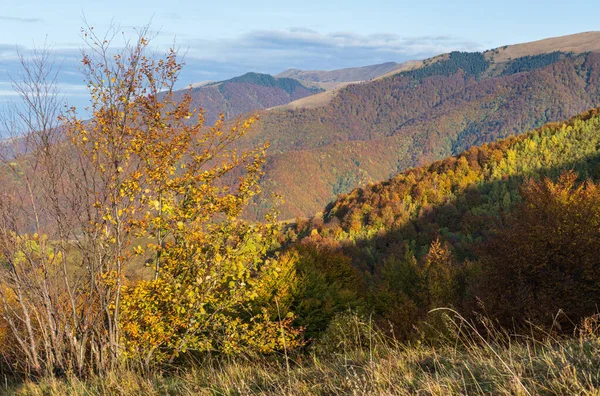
[275, 62, 405, 83]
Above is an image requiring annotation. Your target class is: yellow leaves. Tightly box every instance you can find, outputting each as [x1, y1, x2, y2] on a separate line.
[57, 30, 294, 362]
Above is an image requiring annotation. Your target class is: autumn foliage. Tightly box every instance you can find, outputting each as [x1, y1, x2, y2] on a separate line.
[477, 172, 600, 330]
[3, 23, 600, 388]
[290, 108, 600, 339]
[0, 26, 301, 377]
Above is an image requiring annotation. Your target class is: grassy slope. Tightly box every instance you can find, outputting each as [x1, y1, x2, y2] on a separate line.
[12, 314, 600, 395]
[489, 31, 600, 63]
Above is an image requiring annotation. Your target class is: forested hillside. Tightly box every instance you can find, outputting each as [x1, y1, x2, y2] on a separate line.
[177, 72, 323, 125]
[6, 26, 600, 394]
[242, 49, 600, 219]
[286, 108, 600, 337]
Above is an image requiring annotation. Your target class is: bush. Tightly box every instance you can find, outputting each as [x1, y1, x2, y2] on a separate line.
[475, 172, 600, 330]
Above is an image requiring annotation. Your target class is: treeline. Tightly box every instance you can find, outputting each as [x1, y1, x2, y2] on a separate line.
[501, 51, 569, 75]
[223, 72, 324, 96]
[403, 51, 489, 81]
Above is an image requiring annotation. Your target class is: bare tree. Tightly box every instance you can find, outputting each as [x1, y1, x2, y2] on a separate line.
[0, 25, 166, 376]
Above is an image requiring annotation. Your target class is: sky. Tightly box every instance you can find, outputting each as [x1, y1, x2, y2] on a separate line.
[0, 0, 598, 112]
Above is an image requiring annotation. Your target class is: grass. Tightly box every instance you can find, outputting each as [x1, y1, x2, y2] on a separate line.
[8, 313, 600, 395]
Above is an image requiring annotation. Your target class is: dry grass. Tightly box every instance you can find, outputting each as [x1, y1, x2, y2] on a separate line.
[8, 313, 600, 395]
[489, 31, 600, 62]
[267, 87, 345, 110]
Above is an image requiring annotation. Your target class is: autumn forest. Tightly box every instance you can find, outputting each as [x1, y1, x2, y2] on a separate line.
[2, 23, 600, 395]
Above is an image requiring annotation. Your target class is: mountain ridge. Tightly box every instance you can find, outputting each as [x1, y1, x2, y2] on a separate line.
[276, 61, 406, 83]
[237, 33, 600, 219]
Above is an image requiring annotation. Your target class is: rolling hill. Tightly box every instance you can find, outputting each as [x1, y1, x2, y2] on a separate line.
[180, 63, 417, 125]
[238, 32, 600, 220]
[179, 72, 323, 125]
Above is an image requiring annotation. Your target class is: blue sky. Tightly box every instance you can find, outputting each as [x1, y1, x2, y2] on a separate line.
[0, 0, 598, 111]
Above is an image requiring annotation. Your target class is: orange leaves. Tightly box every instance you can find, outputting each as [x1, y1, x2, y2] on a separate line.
[58, 28, 301, 365]
[477, 172, 600, 330]
[1, 24, 303, 371]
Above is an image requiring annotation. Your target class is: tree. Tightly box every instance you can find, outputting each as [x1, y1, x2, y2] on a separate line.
[0, 24, 301, 376]
[288, 243, 364, 340]
[421, 238, 456, 308]
[476, 172, 600, 330]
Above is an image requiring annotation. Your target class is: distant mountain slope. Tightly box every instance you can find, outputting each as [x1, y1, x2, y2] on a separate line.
[182, 62, 419, 125]
[179, 72, 323, 125]
[272, 61, 424, 111]
[237, 33, 600, 220]
[273, 32, 600, 112]
[276, 62, 408, 83]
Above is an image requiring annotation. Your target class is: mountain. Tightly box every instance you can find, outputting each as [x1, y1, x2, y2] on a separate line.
[271, 61, 422, 111]
[182, 62, 418, 125]
[238, 32, 600, 220]
[179, 72, 323, 125]
[276, 61, 415, 83]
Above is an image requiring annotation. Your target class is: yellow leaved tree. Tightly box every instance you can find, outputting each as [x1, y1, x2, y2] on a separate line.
[0, 24, 301, 376]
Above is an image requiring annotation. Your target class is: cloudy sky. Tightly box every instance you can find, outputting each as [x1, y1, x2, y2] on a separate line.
[0, 0, 598, 110]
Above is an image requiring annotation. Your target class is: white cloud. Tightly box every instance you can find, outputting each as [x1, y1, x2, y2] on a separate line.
[0, 15, 43, 24]
[176, 28, 482, 79]
[0, 28, 483, 102]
